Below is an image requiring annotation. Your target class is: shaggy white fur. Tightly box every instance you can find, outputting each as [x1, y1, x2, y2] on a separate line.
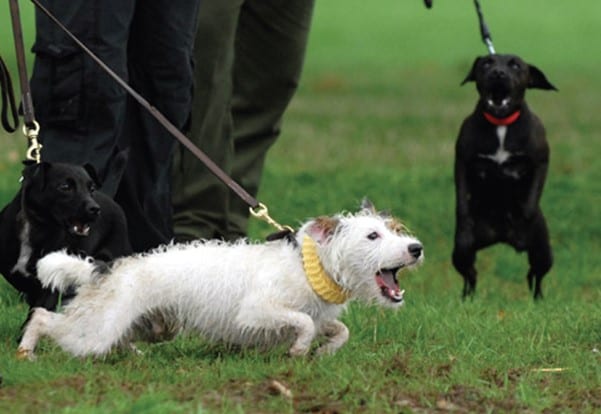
[17, 203, 423, 359]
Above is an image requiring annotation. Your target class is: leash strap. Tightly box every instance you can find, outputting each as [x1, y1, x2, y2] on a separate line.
[0, 56, 19, 133]
[9, 0, 42, 163]
[9, 0, 36, 128]
[473, 0, 496, 55]
[30, 0, 292, 232]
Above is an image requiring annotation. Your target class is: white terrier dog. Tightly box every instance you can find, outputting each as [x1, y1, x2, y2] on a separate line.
[17, 200, 423, 359]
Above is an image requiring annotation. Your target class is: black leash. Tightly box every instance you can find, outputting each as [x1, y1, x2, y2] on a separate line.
[0, 56, 19, 133]
[473, 0, 496, 54]
[23, 0, 292, 233]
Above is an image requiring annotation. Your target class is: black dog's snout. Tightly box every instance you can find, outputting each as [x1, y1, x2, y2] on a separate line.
[86, 202, 101, 217]
[490, 68, 507, 79]
[408, 243, 423, 259]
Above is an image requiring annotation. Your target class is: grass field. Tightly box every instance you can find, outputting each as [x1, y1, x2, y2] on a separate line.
[1, 1, 600, 412]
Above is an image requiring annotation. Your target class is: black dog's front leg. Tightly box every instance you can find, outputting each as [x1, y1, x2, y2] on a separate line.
[523, 160, 548, 219]
[453, 156, 478, 299]
[523, 122, 549, 219]
[526, 211, 553, 300]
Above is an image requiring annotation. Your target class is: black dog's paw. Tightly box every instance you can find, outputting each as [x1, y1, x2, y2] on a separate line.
[66, 248, 88, 259]
[93, 260, 111, 274]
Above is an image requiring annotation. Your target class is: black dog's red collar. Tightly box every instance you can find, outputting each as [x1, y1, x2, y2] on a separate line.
[483, 111, 521, 126]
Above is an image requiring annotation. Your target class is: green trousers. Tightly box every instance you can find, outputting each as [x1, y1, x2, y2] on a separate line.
[172, 0, 315, 241]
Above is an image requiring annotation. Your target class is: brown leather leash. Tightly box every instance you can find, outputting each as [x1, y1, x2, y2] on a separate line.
[8, 0, 41, 163]
[8, 0, 292, 233]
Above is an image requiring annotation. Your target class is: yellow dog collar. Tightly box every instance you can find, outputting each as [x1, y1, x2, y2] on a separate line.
[302, 235, 349, 304]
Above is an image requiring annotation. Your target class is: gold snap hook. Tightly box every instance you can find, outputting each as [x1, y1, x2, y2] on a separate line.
[249, 203, 294, 233]
[23, 121, 42, 163]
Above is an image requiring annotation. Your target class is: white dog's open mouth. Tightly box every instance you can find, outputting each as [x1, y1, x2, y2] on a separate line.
[375, 267, 405, 303]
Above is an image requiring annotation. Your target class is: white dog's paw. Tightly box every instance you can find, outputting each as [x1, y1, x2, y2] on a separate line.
[314, 320, 348, 356]
[314, 343, 340, 356]
[288, 344, 311, 357]
[128, 343, 144, 356]
[16, 347, 36, 362]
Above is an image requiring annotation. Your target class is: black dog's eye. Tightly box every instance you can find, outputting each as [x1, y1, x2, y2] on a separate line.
[88, 182, 96, 194]
[508, 59, 521, 70]
[58, 181, 73, 192]
[367, 232, 380, 240]
[482, 58, 494, 68]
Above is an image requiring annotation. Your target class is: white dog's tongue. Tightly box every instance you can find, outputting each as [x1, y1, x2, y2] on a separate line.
[376, 270, 403, 301]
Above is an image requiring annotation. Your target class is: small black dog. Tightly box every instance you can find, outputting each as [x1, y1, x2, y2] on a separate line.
[452, 54, 556, 300]
[0, 160, 132, 313]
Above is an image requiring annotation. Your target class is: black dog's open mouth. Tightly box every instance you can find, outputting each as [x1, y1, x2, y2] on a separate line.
[67, 219, 91, 236]
[375, 266, 405, 303]
[485, 82, 512, 110]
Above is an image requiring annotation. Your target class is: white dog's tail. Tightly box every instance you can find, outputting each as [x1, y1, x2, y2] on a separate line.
[36, 251, 98, 293]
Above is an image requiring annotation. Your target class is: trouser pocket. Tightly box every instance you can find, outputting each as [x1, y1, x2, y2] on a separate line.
[31, 44, 85, 131]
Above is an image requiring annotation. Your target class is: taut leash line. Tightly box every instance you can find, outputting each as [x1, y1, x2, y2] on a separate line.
[28, 0, 291, 232]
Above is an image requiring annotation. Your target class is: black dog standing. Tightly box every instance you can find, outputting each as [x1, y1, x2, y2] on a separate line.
[452, 54, 556, 300]
[0, 161, 132, 320]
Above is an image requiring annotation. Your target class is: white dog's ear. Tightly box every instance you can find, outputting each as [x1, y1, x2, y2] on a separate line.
[360, 198, 392, 218]
[305, 216, 340, 245]
[360, 198, 377, 214]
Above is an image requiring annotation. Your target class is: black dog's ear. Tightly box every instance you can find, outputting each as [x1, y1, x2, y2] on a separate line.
[22, 161, 51, 189]
[461, 57, 481, 85]
[528, 64, 558, 91]
[83, 163, 102, 188]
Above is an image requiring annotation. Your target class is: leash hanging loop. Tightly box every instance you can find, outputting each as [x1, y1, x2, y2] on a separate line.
[250, 203, 294, 233]
[24, 120, 42, 163]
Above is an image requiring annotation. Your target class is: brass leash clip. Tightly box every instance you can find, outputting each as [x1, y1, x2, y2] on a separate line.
[24, 121, 42, 163]
[250, 203, 294, 233]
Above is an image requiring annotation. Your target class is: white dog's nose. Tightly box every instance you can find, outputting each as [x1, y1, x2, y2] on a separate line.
[408, 243, 423, 259]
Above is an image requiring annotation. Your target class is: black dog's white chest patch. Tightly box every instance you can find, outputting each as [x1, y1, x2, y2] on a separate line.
[476, 126, 526, 179]
[479, 126, 511, 164]
[12, 220, 33, 276]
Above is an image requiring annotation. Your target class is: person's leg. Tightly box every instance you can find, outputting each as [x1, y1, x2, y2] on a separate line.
[226, 0, 315, 238]
[31, 0, 135, 196]
[116, 0, 201, 251]
[172, 0, 243, 241]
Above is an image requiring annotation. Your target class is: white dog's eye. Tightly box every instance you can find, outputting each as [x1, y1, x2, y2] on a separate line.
[367, 232, 379, 240]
